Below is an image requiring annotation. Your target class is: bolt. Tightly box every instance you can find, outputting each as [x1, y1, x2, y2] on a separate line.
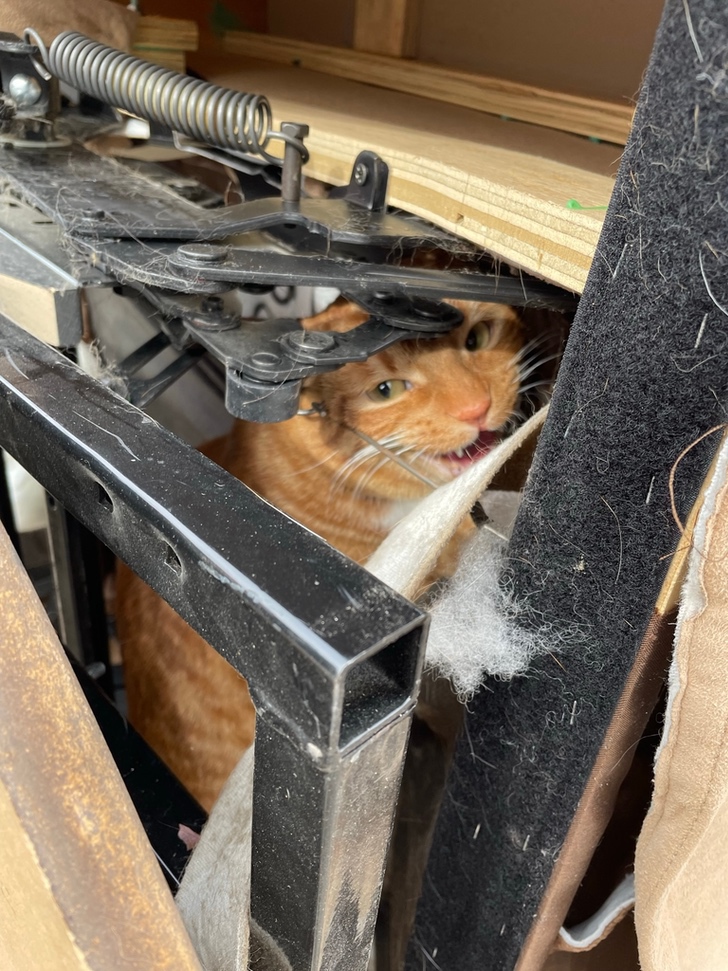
[281, 121, 310, 141]
[353, 162, 368, 186]
[281, 121, 309, 204]
[287, 331, 337, 352]
[80, 208, 106, 220]
[373, 290, 395, 303]
[8, 73, 42, 108]
[177, 243, 229, 264]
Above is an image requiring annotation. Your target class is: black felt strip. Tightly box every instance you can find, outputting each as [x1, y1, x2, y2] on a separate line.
[407, 2, 728, 968]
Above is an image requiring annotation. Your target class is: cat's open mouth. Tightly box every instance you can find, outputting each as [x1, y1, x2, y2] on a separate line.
[436, 430, 499, 471]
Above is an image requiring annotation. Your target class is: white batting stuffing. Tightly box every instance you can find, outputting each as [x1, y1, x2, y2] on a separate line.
[425, 493, 549, 698]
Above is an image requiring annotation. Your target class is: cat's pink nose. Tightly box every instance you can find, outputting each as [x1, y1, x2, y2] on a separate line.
[451, 398, 491, 424]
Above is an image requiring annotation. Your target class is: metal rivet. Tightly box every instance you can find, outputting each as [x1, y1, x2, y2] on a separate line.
[286, 331, 337, 351]
[412, 298, 441, 319]
[177, 243, 229, 264]
[353, 162, 368, 186]
[251, 351, 281, 368]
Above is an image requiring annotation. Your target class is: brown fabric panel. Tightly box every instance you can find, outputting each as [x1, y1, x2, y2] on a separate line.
[0, 521, 202, 969]
[514, 611, 672, 971]
[543, 912, 640, 971]
[1, 0, 137, 50]
[635, 449, 728, 971]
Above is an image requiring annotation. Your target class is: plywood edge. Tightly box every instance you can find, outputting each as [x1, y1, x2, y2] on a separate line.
[224, 31, 633, 145]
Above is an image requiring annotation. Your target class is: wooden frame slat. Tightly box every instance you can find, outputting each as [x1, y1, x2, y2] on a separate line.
[353, 0, 422, 57]
[224, 30, 633, 145]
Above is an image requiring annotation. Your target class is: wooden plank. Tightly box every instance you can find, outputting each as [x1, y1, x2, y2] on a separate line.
[133, 15, 199, 52]
[0, 522, 203, 971]
[224, 31, 633, 145]
[134, 48, 187, 72]
[202, 55, 617, 293]
[353, 0, 422, 57]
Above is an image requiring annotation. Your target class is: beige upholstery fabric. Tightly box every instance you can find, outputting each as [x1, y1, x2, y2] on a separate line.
[635, 438, 728, 971]
[0, 0, 137, 51]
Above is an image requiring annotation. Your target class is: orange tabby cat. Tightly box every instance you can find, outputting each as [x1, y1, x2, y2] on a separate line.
[116, 299, 523, 810]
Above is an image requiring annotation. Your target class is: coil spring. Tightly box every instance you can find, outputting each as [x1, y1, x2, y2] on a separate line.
[24, 29, 307, 166]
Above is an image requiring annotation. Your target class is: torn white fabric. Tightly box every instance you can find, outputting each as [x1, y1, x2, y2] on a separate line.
[558, 872, 635, 950]
[366, 405, 549, 601]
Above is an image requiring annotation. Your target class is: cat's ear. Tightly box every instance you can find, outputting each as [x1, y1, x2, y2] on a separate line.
[301, 298, 369, 333]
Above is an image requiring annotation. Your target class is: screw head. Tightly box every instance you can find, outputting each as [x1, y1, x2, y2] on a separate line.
[8, 73, 42, 108]
[177, 243, 229, 264]
[353, 162, 368, 186]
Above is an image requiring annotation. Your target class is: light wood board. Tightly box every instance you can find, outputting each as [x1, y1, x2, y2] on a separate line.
[353, 0, 422, 56]
[203, 55, 619, 293]
[132, 15, 199, 52]
[224, 31, 633, 145]
[132, 15, 198, 72]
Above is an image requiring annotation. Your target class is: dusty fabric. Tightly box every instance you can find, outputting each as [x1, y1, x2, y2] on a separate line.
[0, 0, 137, 51]
[176, 746, 255, 971]
[635, 437, 728, 971]
[409, 1, 728, 968]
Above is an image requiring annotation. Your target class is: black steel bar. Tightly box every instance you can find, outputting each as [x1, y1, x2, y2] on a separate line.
[76, 236, 576, 310]
[0, 313, 425, 970]
[46, 496, 115, 696]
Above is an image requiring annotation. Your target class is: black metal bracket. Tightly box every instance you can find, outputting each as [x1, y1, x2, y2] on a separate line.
[0, 312, 425, 969]
[0, 31, 577, 424]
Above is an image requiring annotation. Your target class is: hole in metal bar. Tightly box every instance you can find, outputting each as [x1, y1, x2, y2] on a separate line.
[340, 627, 421, 750]
[164, 543, 182, 574]
[97, 483, 113, 511]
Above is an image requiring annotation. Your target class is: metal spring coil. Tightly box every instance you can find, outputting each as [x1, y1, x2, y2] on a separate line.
[25, 29, 305, 165]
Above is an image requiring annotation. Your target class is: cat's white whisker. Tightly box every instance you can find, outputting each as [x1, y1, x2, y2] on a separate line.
[518, 352, 561, 384]
[518, 379, 554, 395]
[353, 455, 391, 497]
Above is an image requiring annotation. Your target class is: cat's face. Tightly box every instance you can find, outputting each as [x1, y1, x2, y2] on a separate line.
[300, 300, 523, 498]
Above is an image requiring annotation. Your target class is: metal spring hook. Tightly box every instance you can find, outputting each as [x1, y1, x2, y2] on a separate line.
[23, 28, 309, 168]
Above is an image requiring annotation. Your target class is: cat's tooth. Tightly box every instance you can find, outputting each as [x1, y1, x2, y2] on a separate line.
[454, 447, 464, 458]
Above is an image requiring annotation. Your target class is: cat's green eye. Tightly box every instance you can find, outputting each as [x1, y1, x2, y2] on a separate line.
[367, 379, 409, 402]
[465, 321, 491, 351]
